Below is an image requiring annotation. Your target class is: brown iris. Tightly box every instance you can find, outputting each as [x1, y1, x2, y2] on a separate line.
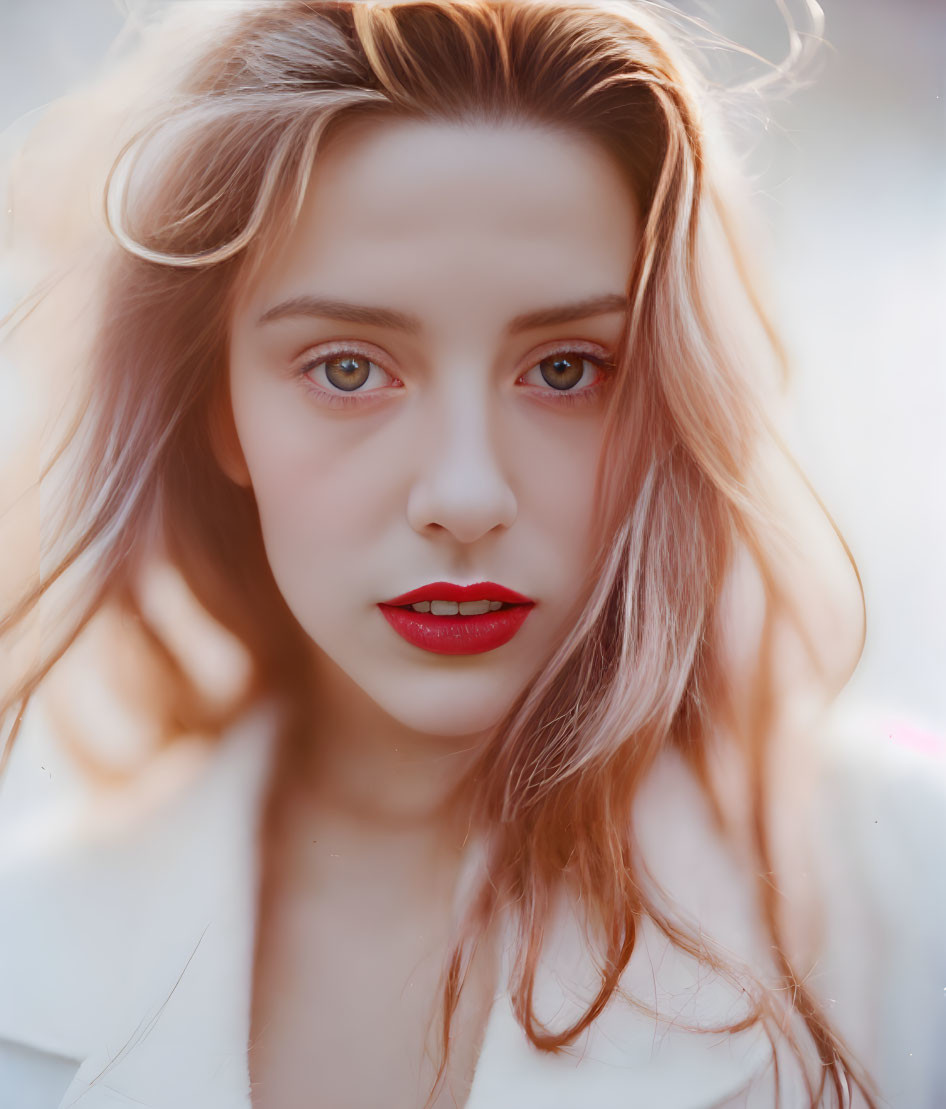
[539, 353, 585, 390]
[324, 354, 371, 391]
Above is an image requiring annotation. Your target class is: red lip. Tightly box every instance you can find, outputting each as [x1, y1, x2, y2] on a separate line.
[381, 581, 534, 607]
[378, 603, 534, 655]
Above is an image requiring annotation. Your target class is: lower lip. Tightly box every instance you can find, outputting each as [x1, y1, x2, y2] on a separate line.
[378, 604, 535, 655]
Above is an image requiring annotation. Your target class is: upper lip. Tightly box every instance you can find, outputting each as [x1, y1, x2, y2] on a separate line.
[380, 581, 535, 606]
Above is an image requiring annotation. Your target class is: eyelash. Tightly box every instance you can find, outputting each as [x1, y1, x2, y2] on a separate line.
[295, 342, 617, 410]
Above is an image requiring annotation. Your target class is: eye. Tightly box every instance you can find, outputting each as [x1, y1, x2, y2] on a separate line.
[297, 345, 399, 408]
[295, 342, 616, 410]
[518, 348, 615, 406]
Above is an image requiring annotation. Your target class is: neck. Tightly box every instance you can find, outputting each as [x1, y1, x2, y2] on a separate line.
[282, 651, 489, 849]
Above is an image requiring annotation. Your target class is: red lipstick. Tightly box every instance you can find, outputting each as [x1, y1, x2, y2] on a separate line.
[378, 581, 536, 655]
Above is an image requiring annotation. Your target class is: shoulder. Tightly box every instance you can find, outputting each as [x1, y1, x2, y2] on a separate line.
[627, 703, 946, 1107]
[809, 701, 946, 914]
[0, 697, 279, 1094]
[802, 702, 946, 1106]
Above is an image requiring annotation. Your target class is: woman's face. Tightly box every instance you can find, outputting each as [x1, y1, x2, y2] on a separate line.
[228, 118, 639, 741]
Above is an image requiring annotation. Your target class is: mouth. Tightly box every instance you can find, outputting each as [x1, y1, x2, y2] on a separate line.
[377, 582, 535, 655]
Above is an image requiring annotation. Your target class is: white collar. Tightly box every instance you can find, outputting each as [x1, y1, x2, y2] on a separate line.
[0, 703, 778, 1108]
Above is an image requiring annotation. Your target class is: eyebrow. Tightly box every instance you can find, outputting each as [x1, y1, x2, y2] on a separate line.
[256, 293, 627, 335]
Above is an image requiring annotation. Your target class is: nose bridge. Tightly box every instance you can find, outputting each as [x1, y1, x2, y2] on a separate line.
[406, 367, 517, 542]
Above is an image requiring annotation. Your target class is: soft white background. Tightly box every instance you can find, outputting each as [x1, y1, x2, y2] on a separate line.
[1, 0, 944, 731]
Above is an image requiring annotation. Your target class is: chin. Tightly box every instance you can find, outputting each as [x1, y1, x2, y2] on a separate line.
[308, 636, 529, 740]
[370, 681, 517, 740]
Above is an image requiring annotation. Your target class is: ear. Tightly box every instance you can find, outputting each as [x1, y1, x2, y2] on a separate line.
[208, 380, 252, 488]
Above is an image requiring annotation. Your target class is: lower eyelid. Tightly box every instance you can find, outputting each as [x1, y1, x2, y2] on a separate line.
[301, 375, 396, 410]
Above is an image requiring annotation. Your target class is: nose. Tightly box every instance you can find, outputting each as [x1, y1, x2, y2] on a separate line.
[405, 387, 518, 544]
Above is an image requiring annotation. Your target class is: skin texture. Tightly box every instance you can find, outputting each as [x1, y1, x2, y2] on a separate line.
[225, 118, 641, 1108]
[227, 117, 639, 810]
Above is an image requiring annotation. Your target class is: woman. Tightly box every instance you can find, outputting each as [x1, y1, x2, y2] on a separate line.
[0, 0, 943, 1106]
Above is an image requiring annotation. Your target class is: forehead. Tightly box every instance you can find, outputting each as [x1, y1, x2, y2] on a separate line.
[239, 117, 640, 331]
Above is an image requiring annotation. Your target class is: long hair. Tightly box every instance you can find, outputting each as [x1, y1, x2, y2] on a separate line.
[0, 1, 872, 1105]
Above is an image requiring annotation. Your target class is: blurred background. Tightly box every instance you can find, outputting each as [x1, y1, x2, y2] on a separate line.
[0, 0, 943, 741]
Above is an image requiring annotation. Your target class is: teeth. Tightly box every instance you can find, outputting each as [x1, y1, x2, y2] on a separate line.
[408, 599, 509, 614]
[459, 600, 492, 615]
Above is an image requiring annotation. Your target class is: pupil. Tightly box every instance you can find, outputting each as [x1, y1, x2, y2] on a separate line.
[540, 354, 583, 391]
[326, 355, 370, 392]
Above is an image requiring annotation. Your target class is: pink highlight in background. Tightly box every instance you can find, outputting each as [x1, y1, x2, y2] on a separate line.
[886, 719, 946, 759]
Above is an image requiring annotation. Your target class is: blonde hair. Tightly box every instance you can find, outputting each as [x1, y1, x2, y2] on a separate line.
[1, 1, 872, 1105]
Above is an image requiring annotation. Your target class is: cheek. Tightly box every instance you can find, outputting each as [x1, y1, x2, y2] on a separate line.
[516, 420, 602, 547]
[505, 419, 605, 635]
[229, 376, 389, 593]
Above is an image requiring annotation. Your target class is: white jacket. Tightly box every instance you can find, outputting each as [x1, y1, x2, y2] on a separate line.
[0, 699, 943, 1109]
